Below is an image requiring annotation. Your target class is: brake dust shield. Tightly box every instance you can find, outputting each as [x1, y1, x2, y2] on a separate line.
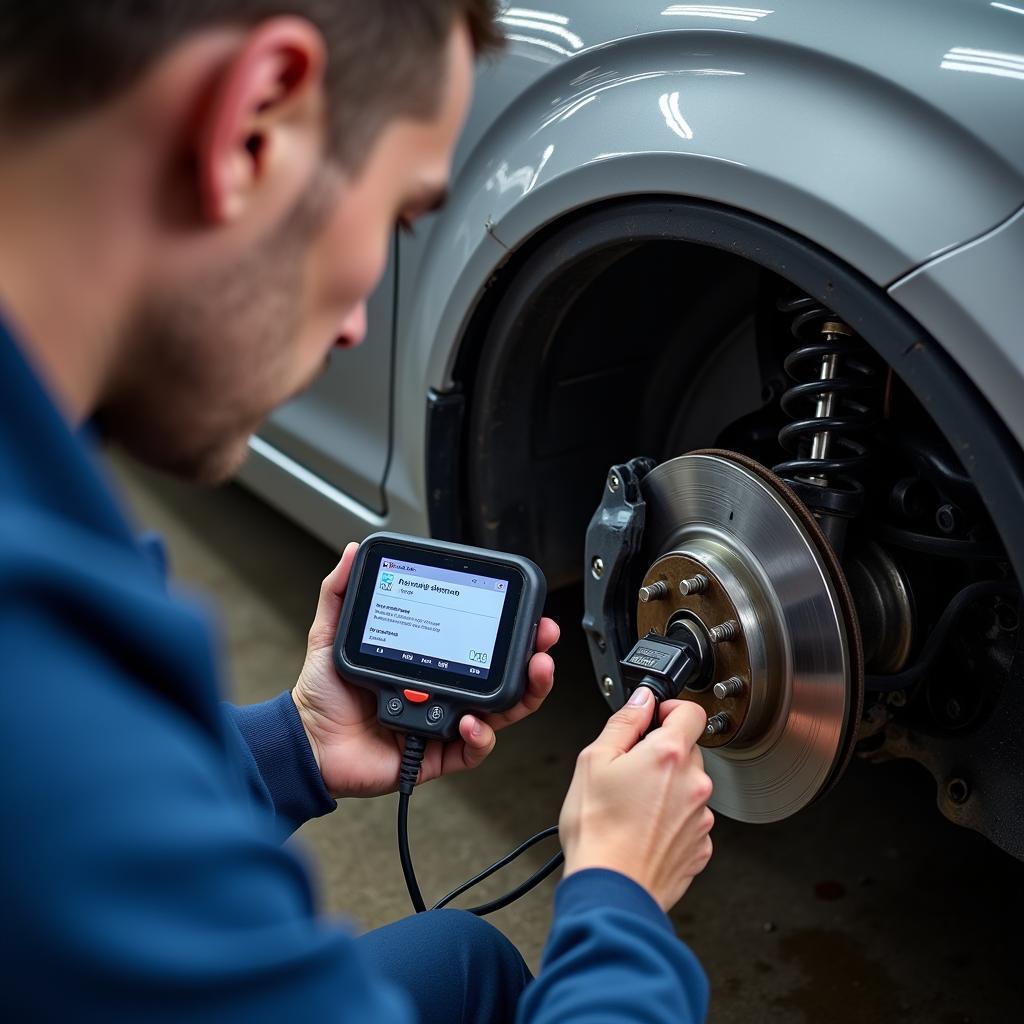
[634, 450, 863, 823]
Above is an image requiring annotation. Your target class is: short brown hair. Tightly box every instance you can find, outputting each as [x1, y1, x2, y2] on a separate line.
[0, 2, 502, 166]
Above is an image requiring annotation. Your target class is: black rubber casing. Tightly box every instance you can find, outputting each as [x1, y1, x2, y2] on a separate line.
[333, 532, 546, 741]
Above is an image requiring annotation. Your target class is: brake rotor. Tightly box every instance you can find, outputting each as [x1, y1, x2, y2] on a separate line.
[636, 449, 863, 823]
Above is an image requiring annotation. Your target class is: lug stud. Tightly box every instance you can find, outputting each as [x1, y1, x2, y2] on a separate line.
[678, 574, 709, 597]
[706, 713, 731, 736]
[713, 676, 745, 699]
[708, 620, 739, 644]
[639, 580, 669, 603]
[591, 556, 605, 579]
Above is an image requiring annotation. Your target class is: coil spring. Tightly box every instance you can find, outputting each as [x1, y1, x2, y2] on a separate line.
[773, 295, 878, 519]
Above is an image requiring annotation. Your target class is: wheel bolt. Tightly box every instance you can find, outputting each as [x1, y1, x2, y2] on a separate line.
[678, 574, 709, 597]
[591, 556, 604, 579]
[706, 713, 731, 736]
[708, 620, 739, 644]
[599, 676, 614, 698]
[639, 580, 669, 602]
[713, 676, 745, 699]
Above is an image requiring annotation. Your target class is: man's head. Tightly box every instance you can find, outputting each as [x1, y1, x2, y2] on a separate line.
[0, 2, 499, 481]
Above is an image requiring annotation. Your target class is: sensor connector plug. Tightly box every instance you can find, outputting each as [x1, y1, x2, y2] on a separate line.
[620, 628, 702, 706]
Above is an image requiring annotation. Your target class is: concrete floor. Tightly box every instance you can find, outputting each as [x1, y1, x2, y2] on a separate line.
[114, 456, 1023, 1023]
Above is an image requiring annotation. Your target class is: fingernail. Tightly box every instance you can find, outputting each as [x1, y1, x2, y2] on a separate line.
[628, 687, 651, 707]
[470, 719, 483, 738]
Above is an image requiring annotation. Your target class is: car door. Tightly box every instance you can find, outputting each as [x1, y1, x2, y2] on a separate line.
[256, 237, 396, 513]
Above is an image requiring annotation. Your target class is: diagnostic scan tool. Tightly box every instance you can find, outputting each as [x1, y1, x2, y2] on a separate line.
[334, 533, 546, 741]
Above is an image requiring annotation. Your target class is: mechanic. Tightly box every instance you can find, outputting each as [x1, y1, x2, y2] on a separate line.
[0, 3, 714, 1022]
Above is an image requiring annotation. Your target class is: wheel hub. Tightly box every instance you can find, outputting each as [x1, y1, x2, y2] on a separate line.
[635, 450, 863, 823]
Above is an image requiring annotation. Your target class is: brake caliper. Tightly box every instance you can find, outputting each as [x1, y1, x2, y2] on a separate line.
[582, 457, 656, 709]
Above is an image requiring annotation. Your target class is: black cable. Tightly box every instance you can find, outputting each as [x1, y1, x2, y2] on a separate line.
[461, 850, 565, 917]
[432, 825, 560, 912]
[394, 731, 562, 916]
[865, 579, 1018, 692]
[396, 735, 427, 913]
[397, 792, 426, 913]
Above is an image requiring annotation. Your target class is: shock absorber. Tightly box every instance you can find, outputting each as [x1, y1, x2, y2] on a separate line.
[773, 295, 878, 553]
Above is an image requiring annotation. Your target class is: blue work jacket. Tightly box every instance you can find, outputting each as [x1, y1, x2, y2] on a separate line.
[0, 316, 708, 1022]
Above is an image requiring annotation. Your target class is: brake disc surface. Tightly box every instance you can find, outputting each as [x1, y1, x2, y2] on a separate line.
[636, 450, 863, 823]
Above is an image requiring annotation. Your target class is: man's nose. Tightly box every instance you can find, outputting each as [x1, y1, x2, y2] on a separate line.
[335, 303, 368, 348]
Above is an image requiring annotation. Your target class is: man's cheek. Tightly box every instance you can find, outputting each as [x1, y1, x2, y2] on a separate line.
[318, 203, 390, 309]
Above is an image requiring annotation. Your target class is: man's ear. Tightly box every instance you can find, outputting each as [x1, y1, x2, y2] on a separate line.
[196, 17, 326, 225]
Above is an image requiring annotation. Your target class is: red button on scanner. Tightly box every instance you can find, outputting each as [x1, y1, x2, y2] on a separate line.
[403, 689, 429, 704]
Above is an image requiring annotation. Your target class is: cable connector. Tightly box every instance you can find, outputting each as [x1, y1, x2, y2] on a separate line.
[398, 733, 426, 796]
[620, 628, 703, 705]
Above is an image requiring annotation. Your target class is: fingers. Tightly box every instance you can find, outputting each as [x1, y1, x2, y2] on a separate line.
[489, 619, 558, 727]
[535, 617, 560, 654]
[592, 686, 657, 757]
[660, 699, 709, 748]
[483, 650, 555, 731]
[307, 542, 358, 649]
[692, 835, 714, 876]
[417, 715, 499, 785]
[522, 650, 555, 714]
[455, 715, 497, 771]
[658, 698, 684, 724]
[699, 807, 715, 836]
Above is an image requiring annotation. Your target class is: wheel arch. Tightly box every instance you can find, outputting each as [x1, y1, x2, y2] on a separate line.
[393, 27, 1024, 549]
[399, 25, 1022, 386]
[428, 196, 1024, 590]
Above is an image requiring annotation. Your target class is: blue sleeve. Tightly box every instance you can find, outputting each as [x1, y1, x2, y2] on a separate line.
[226, 693, 336, 835]
[517, 869, 709, 1024]
[1, 585, 412, 1022]
[137, 529, 335, 836]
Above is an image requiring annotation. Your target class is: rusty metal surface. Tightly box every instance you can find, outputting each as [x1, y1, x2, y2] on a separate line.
[637, 552, 753, 748]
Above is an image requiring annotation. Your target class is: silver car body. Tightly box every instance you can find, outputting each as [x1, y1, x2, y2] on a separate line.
[239, 0, 1024, 551]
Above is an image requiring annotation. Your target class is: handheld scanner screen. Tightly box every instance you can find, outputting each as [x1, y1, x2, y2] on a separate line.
[360, 558, 509, 681]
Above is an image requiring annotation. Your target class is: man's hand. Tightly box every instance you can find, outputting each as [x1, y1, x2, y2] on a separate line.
[292, 542, 559, 799]
[559, 688, 714, 911]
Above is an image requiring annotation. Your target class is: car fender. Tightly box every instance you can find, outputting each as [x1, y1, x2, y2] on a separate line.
[388, 10, 1024, 530]
[890, 203, 1024, 455]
